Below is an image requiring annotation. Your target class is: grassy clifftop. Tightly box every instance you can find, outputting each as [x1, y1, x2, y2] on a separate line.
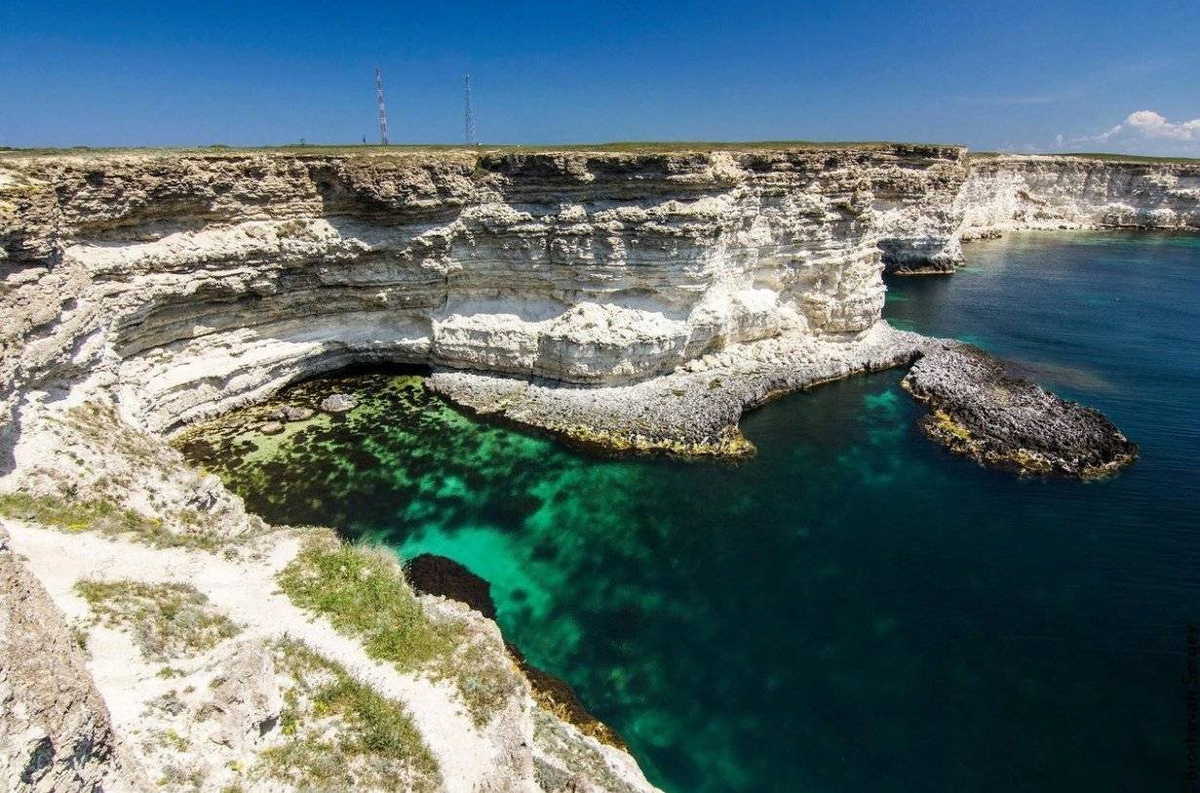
[1, 140, 963, 159]
[969, 150, 1200, 164]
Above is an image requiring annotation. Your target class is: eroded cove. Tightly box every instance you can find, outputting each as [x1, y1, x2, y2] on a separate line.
[175, 231, 1200, 791]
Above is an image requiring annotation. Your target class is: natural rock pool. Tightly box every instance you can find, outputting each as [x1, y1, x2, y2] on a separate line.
[180, 232, 1200, 792]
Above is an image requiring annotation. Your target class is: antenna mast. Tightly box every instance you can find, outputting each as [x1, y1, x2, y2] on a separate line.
[375, 66, 389, 145]
[464, 74, 477, 145]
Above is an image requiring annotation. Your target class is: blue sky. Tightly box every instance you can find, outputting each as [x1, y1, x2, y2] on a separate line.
[2, 0, 1197, 154]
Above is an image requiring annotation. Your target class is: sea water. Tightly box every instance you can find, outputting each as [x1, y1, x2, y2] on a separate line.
[184, 232, 1200, 791]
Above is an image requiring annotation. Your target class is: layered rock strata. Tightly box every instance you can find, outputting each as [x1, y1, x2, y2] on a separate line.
[883, 153, 1200, 274]
[956, 155, 1200, 245]
[0, 143, 1188, 790]
[1, 146, 958, 436]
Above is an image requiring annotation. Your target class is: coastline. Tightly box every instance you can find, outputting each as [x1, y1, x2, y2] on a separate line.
[0, 144, 1193, 789]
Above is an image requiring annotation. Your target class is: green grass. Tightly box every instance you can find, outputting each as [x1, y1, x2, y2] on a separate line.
[970, 150, 1200, 164]
[277, 538, 455, 670]
[74, 579, 240, 661]
[260, 639, 440, 792]
[0, 139, 962, 159]
[0, 491, 222, 551]
[277, 537, 521, 726]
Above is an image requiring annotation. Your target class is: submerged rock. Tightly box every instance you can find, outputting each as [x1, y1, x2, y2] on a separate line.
[281, 406, 314, 422]
[319, 394, 356, 414]
[902, 341, 1138, 477]
[402, 554, 629, 751]
[259, 421, 284, 435]
[403, 553, 496, 620]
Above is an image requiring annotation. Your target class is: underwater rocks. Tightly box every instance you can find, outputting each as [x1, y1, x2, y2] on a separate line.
[319, 394, 357, 414]
[403, 554, 497, 620]
[901, 341, 1138, 477]
[402, 553, 628, 751]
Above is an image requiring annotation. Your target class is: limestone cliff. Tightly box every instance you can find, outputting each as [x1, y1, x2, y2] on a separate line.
[0, 143, 1187, 791]
[0, 145, 970, 438]
[957, 154, 1200, 242]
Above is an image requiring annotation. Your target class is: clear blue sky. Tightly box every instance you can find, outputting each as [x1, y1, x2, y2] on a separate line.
[2, 0, 1198, 154]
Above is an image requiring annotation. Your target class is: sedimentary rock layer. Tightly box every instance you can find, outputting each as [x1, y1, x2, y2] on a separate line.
[957, 155, 1200, 243]
[0, 145, 969, 437]
[0, 144, 1182, 790]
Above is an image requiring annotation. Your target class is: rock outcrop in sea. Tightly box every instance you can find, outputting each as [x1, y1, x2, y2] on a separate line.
[0, 144, 1194, 790]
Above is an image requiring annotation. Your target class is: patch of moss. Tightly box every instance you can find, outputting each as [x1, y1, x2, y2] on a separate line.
[74, 579, 240, 661]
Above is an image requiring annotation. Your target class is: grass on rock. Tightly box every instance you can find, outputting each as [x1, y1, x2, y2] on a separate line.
[0, 491, 222, 551]
[278, 536, 455, 670]
[261, 638, 440, 792]
[74, 578, 241, 661]
[278, 535, 522, 727]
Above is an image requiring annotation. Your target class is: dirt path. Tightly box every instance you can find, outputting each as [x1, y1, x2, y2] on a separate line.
[2, 519, 505, 792]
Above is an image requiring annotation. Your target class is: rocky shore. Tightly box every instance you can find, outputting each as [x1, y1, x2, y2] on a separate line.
[0, 143, 1189, 789]
[903, 341, 1139, 476]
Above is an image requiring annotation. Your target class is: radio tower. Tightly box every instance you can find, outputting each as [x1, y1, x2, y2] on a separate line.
[375, 66, 389, 145]
[463, 74, 477, 145]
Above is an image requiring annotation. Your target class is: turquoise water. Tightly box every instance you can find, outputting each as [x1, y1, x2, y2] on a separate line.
[184, 232, 1200, 791]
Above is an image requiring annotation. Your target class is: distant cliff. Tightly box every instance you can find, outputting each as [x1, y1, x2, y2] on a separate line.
[954, 154, 1200, 245]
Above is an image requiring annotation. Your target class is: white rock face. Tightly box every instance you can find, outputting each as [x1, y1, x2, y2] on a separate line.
[956, 155, 1200, 240]
[2, 147, 963, 435]
[1, 146, 1195, 437]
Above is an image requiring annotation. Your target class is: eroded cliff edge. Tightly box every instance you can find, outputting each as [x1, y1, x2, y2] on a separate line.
[0, 144, 1191, 790]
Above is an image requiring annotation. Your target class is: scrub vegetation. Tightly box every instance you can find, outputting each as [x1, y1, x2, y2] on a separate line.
[73, 578, 241, 661]
[277, 534, 522, 727]
[259, 638, 441, 792]
[0, 491, 220, 551]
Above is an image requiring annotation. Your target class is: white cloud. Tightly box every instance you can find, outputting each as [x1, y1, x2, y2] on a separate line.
[1056, 110, 1200, 155]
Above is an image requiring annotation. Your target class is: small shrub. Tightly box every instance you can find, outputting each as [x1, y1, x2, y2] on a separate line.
[74, 579, 240, 661]
[258, 639, 440, 791]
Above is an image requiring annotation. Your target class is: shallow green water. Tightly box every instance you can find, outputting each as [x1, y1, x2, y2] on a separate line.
[184, 232, 1200, 791]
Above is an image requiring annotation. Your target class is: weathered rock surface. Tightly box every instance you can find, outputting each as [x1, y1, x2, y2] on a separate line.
[0, 525, 147, 792]
[0, 145, 968, 438]
[884, 154, 1200, 274]
[429, 321, 923, 456]
[319, 393, 356, 413]
[902, 342, 1138, 476]
[206, 641, 283, 754]
[956, 155, 1200, 244]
